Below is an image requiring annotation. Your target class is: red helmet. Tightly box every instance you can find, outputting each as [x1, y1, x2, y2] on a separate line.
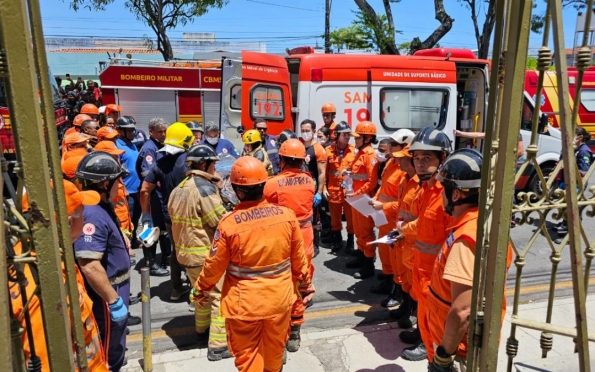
[230, 156, 269, 186]
[351, 121, 377, 138]
[279, 139, 307, 159]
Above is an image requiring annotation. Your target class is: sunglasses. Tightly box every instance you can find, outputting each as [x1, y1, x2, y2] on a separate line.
[256, 127, 267, 132]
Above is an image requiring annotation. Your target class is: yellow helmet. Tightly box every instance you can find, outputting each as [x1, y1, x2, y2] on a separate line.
[164, 122, 194, 150]
[242, 129, 262, 145]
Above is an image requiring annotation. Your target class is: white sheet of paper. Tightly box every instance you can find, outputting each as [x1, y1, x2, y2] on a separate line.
[367, 233, 397, 245]
[370, 210, 388, 226]
[345, 194, 377, 216]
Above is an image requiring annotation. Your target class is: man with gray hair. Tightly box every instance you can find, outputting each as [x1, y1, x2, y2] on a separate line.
[136, 117, 171, 276]
[200, 121, 240, 158]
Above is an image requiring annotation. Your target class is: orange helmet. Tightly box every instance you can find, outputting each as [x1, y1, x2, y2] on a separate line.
[104, 104, 122, 115]
[73, 114, 92, 127]
[81, 104, 99, 116]
[321, 102, 336, 113]
[230, 156, 269, 186]
[279, 139, 307, 159]
[351, 121, 377, 138]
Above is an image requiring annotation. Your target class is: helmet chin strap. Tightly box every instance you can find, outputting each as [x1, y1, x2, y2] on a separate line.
[443, 181, 479, 216]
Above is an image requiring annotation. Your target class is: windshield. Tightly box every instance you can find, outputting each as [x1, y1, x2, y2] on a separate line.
[48, 66, 62, 105]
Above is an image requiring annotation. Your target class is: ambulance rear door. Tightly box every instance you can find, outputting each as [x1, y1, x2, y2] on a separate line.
[219, 57, 243, 149]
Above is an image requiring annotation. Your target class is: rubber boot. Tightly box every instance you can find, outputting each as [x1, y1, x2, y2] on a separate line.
[354, 257, 375, 279]
[399, 327, 421, 345]
[321, 229, 336, 244]
[345, 233, 357, 255]
[330, 231, 343, 252]
[370, 277, 394, 294]
[381, 283, 403, 308]
[286, 325, 301, 352]
[389, 293, 411, 320]
[397, 299, 418, 328]
[207, 347, 233, 361]
[345, 249, 365, 268]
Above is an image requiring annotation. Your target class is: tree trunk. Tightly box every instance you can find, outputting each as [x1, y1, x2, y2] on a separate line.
[158, 30, 174, 61]
[408, 0, 454, 54]
[353, 0, 399, 54]
[382, 0, 399, 55]
[478, 0, 496, 59]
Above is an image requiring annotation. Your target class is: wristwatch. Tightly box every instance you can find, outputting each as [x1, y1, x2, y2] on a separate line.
[436, 345, 453, 359]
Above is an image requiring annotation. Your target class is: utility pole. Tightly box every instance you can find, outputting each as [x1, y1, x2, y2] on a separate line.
[325, 0, 331, 53]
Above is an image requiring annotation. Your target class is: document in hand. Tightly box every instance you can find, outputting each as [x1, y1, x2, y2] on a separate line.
[345, 194, 389, 226]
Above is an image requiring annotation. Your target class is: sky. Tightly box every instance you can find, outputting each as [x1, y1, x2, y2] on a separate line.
[40, 0, 584, 55]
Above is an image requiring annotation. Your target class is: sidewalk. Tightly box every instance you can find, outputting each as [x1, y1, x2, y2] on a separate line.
[122, 296, 595, 372]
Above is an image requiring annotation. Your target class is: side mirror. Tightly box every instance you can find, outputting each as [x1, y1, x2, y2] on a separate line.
[538, 115, 548, 134]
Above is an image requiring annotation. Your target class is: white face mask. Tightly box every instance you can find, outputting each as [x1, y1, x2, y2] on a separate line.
[302, 132, 313, 141]
[206, 136, 219, 145]
[376, 151, 388, 163]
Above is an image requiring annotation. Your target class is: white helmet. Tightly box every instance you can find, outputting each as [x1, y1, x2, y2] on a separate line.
[390, 129, 415, 145]
[139, 226, 160, 248]
[98, 106, 107, 115]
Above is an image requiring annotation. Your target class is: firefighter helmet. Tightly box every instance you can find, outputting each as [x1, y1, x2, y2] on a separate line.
[335, 121, 352, 134]
[242, 129, 262, 145]
[75, 151, 126, 182]
[351, 121, 377, 138]
[81, 104, 99, 116]
[279, 139, 307, 159]
[73, 114, 92, 127]
[230, 156, 269, 186]
[187, 144, 219, 163]
[186, 121, 204, 132]
[409, 126, 451, 154]
[437, 148, 482, 215]
[104, 104, 122, 115]
[277, 130, 298, 147]
[163, 122, 194, 150]
[321, 102, 337, 113]
[391, 129, 415, 145]
[116, 116, 136, 129]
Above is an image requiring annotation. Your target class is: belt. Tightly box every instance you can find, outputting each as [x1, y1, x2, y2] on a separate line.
[429, 286, 452, 307]
[378, 193, 398, 203]
[109, 270, 131, 285]
[227, 258, 291, 279]
[414, 240, 442, 255]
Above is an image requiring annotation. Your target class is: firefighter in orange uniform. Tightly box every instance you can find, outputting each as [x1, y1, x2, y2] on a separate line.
[81, 103, 100, 121]
[345, 121, 379, 279]
[263, 139, 316, 353]
[321, 102, 338, 140]
[396, 127, 452, 362]
[387, 146, 422, 322]
[368, 129, 415, 306]
[10, 180, 108, 372]
[323, 121, 356, 253]
[424, 149, 512, 371]
[192, 156, 314, 372]
[62, 132, 91, 162]
[64, 113, 92, 139]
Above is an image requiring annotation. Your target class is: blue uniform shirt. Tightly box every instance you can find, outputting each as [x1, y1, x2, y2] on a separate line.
[116, 137, 141, 194]
[137, 138, 163, 180]
[200, 138, 240, 159]
[73, 205, 131, 287]
[263, 134, 280, 175]
[575, 143, 592, 173]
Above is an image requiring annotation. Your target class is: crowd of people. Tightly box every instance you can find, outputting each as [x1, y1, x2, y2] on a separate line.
[10, 94, 593, 372]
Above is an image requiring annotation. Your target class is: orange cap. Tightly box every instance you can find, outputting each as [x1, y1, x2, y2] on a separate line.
[81, 103, 99, 115]
[73, 114, 92, 127]
[351, 121, 377, 138]
[392, 144, 412, 158]
[321, 102, 336, 113]
[104, 104, 122, 115]
[279, 139, 307, 159]
[97, 126, 118, 140]
[64, 132, 90, 146]
[22, 180, 99, 215]
[94, 140, 125, 155]
[61, 155, 84, 179]
[230, 156, 269, 185]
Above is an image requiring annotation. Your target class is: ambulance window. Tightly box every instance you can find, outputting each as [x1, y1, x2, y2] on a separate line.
[250, 85, 284, 121]
[580, 90, 595, 112]
[0, 78, 6, 107]
[380, 88, 448, 130]
[230, 84, 241, 110]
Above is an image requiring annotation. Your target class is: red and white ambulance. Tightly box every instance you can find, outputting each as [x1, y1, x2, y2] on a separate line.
[220, 47, 562, 194]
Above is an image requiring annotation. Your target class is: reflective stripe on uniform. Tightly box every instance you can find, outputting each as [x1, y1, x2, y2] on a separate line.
[299, 220, 312, 227]
[378, 193, 398, 202]
[399, 211, 417, 222]
[330, 171, 343, 176]
[178, 244, 210, 256]
[227, 258, 291, 279]
[109, 270, 131, 285]
[351, 174, 368, 180]
[414, 240, 442, 255]
[170, 205, 227, 228]
[203, 205, 228, 226]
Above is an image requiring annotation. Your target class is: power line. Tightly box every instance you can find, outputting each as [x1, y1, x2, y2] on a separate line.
[244, 0, 323, 12]
[44, 33, 323, 41]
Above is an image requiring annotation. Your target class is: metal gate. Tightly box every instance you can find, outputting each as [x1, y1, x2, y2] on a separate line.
[469, 0, 594, 371]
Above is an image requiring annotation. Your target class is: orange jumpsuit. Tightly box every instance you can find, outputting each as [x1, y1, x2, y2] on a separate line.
[9, 243, 108, 372]
[62, 147, 88, 163]
[196, 199, 311, 372]
[421, 207, 513, 361]
[395, 174, 421, 293]
[325, 144, 356, 234]
[113, 180, 133, 237]
[350, 145, 379, 258]
[401, 177, 451, 345]
[374, 159, 405, 277]
[264, 167, 316, 327]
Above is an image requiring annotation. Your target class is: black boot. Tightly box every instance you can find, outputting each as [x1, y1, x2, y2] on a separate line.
[381, 283, 403, 307]
[354, 257, 375, 279]
[389, 293, 411, 320]
[286, 325, 301, 352]
[399, 327, 421, 345]
[345, 233, 357, 255]
[370, 277, 394, 295]
[330, 231, 343, 252]
[320, 228, 331, 239]
[321, 229, 336, 244]
[345, 249, 365, 268]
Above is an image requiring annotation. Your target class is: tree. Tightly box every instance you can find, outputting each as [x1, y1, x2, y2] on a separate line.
[329, 24, 372, 52]
[70, 0, 229, 61]
[531, 0, 587, 34]
[458, 0, 496, 59]
[353, 0, 454, 55]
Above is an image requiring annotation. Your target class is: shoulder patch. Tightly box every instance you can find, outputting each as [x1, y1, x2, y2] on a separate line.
[270, 139, 276, 146]
[145, 155, 153, 163]
[222, 148, 228, 154]
[214, 229, 220, 241]
[83, 223, 96, 236]
[446, 232, 455, 248]
[371, 158, 378, 167]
